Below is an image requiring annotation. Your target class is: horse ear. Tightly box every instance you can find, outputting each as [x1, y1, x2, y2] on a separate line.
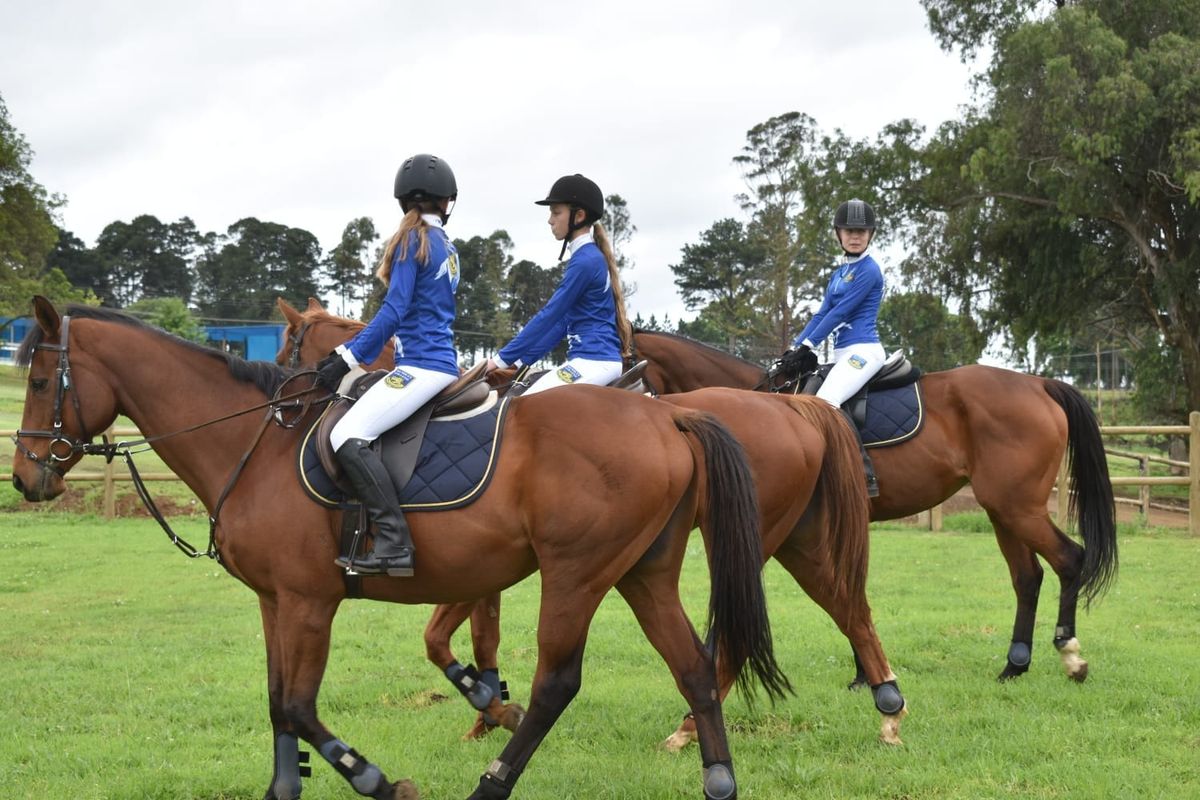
[306, 297, 326, 312]
[32, 296, 61, 339]
[277, 297, 303, 325]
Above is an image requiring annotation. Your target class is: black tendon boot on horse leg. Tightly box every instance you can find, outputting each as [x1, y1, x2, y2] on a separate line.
[334, 438, 415, 576]
[838, 408, 879, 498]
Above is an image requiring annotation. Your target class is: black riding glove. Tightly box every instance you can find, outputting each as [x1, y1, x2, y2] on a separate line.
[315, 351, 352, 391]
[779, 345, 817, 375]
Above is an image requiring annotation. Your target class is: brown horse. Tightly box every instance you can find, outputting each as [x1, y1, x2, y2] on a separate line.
[12, 297, 788, 800]
[275, 299, 909, 749]
[633, 329, 1119, 684]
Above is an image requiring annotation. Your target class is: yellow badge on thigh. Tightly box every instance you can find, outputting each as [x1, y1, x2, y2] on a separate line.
[848, 355, 867, 370]
[385, 368, 416, 389]
[556, 364, 582, 383]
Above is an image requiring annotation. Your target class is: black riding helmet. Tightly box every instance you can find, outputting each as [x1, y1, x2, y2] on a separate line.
[833, 198, 876, 230]
[833, 198, 876, 255]
[394, 154, 458, 221]
[536, 174, 604, 259]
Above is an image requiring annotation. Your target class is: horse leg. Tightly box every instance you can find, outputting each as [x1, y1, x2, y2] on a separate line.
[265, 593, 418, 800]
[261, 597, 308, 800]
[985, 524, 1046, 681]
[989, 509, 1089, 682]
[616, 570, 739, 800]
[425, 596, 524, 740]
[463, 585, 606, 800]
[773, 545, 907, 745]
[468, 593, 526, 734]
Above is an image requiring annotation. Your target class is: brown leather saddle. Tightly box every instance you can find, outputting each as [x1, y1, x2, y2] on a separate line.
[314, 360, 491, 494]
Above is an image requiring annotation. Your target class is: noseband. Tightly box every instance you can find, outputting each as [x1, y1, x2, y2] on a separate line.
[11, 315, 93, 476]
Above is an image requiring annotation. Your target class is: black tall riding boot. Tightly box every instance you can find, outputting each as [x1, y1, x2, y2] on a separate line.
[334, 438, 415, 576]
[839, 409, 880, 498]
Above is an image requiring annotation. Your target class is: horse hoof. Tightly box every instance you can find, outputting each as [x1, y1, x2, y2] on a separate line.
[391, 778, 421, 799]
[847, 677, 868, 691]
[662, 727, 698, 753]
[1056, 637, 1088, 682]
[499, 703, 526, 732]
[461, 714, 496, 741]
[879, 705, 908, 746]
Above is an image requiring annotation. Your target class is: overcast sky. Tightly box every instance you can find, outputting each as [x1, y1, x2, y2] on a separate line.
[2, 0, 980, 323]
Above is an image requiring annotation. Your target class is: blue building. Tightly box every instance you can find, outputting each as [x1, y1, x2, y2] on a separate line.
[1, 316, 284, 363]
[203, 324, 285, 361]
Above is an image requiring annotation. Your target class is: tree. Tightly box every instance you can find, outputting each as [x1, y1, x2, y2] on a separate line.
[602, 193, 637, 298]
[125, 296, 207, 343]
[877, 291, 985, 371]
[0, 92, 91, 320]
[903, 0, 1200, 413]
[323, 216, 378, 317]
[669, 218, 765, 350]
[92, 215, 199, 306]
[47, 229, 109, 301]
[195, 218, 323, 320]
[454, 230, 514, 359]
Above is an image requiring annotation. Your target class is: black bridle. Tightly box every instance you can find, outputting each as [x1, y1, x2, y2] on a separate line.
[284, 320, 312, 368]
[11, 314, 329, 560]
[12, 315, 92, 473]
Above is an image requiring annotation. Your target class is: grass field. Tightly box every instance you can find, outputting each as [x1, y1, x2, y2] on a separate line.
[0, 511, 1197, 799]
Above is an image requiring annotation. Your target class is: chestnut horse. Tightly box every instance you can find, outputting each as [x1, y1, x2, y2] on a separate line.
[12, 297, 787, 800]
[634, 330, 1118, 684]
[275, 299, 909, 749]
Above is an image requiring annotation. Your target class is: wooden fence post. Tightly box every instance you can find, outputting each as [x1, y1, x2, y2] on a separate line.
[1190, 411, 1199, 537]
[103, 424, 116, 519]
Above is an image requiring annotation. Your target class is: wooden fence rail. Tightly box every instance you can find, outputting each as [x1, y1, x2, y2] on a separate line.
[5, 411, 1199, 533]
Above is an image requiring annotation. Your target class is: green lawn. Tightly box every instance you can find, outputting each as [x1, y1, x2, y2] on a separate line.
[0, 512, 1196, 799]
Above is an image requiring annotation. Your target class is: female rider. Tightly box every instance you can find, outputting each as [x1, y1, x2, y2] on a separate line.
[785, 198, 885, 496]
[486, 174, 632, 394]
[314, 153, 461, 576]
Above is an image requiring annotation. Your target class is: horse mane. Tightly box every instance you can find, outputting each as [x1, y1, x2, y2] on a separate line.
[633, 328, 760, 367]
[300, 307, 365, 332]
[17, 304, 296, 398]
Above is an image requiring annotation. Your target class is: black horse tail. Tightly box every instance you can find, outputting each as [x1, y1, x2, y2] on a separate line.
[786, 397, 872, 617]
[673, 410, 792, 705]
[1044, 380, 1118, 606]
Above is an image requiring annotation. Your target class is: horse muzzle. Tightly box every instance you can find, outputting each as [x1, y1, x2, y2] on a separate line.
[11, 463, 66, 502]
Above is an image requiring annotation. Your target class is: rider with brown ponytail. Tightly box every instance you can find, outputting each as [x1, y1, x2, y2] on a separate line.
[487, 174, 632, 393]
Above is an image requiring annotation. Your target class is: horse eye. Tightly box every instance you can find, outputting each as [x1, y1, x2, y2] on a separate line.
[30, 378, 48, 392]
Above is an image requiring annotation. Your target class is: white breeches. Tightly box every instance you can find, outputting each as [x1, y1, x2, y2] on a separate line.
[330, 365, 457, 450]
[815, 342, 887, 408]
[523, 357, 624, 396]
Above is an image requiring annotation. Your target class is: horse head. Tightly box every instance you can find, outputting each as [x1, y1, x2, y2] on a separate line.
[12, 297, 120, 501]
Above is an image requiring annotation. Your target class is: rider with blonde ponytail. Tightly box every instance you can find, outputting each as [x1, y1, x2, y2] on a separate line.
[487, 174, 632, 394]
[313, 153, 461, 577]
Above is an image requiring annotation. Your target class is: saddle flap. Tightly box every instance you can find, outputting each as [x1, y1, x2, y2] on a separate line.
[314, 399, 354, 491]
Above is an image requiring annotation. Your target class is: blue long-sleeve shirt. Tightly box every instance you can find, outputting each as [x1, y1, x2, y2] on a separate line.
[499, 241, 622, 366]
[795, 252, 884, 349]
[344, 222, 460, 376]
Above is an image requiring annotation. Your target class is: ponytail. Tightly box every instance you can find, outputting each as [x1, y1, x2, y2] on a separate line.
[376, 207, 433, 284]
[592, 222, 633, 359]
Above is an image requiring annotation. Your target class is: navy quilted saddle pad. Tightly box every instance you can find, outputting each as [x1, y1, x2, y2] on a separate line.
[298, 395, 510, 510]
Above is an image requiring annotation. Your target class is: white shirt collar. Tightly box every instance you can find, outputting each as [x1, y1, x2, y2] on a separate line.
[421, 213, 444, 229]
[568, 231, 594, 255]
[842, 248, 870, 266]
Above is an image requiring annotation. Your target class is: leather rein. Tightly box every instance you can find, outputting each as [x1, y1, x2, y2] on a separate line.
[12, 315, 329, 561]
